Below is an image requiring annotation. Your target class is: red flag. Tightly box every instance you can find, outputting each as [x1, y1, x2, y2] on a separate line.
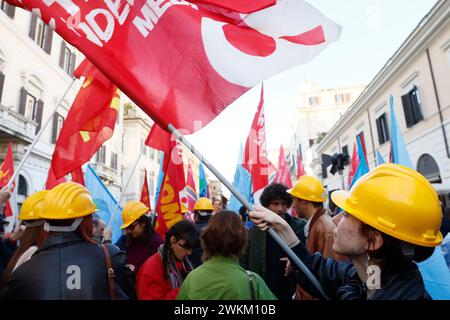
[297, 154, 306, 180]
[0, 143, 14, 217]
[6, 0, 341, 133]
[71, 167, 85, 186]
[154, 143, 185, 238]
[50, 59, 119, 179]
[273, 145, 292, 188]
[140, 169, 151, 211]
[348, 143, 359, 187]
[45, 167, 66, 190]
[145, 124, 172, 171]
[243, 85, 269, 196]
[183, 163, 198, 212]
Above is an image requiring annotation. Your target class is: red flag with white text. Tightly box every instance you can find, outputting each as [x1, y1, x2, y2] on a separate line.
[243, 85, 269, 201]
[6, 0, 341, 133]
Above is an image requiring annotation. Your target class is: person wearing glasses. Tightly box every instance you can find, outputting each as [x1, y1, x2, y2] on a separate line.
[136, 221, 199, 300]
[116, 201, 163, 274]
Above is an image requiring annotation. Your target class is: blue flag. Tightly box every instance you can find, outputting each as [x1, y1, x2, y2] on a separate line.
[85, 164, 123, 243]
[376, 150, 385, 166]
[350, 135, 370, 188]
[228, 145, 253, 212]
[390, 95, 413, 168]
[154, 154, 165, 210]
[199, 163, 208, 198]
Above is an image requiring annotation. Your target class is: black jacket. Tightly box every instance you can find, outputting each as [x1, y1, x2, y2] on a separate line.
[291, 242, 429, 300]
[1, 232, 136, 300]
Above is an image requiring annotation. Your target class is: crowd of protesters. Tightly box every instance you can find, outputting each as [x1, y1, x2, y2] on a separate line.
[0, 163, 449, 300]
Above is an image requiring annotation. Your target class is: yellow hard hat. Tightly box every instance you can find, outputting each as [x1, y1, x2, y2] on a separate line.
[331, 163, 443, 247]
[194, 197, 213, 211]
[19, 190, 49, 221]
[41, 182, 97, 220]
[120, 201, 149, 229]
[287, 175, 326, 203]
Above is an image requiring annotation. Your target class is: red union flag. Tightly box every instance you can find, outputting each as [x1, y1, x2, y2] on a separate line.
[0, 143, 14, 217]
[50, 59, 119, 179]
[179, 162, 198, 212]
[273, 145, 292, 188]
[297, 153, 306, 180]
[243, 85, 269, 198]
[6, 0, 341, 133]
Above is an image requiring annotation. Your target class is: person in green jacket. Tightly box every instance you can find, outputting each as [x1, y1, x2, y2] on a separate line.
[177, 210, 277, 300]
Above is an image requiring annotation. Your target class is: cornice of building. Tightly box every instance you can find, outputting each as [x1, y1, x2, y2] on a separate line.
[317, 0, 449, 153]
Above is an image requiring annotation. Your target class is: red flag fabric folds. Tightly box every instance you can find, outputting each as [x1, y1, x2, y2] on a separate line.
[50, 59, 119, 179]
[140, 169, 151, 211]
[6, 0, 341, 133]
[273, 145, 292, 188]
[0, 143, 14, 217]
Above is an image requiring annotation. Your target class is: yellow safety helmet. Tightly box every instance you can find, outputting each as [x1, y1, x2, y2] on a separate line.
[331, 163, 443, 247]
[194, 197, 213, 211]
[120, 201, 149, 229]
[41, 182, 97, 220]
[287, 175, 326, 203]
[18, 190, 49, 221]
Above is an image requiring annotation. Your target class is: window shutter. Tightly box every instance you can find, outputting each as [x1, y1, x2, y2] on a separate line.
[59, 41, 66, 68]
[69, 52, 76, 75]
[411, 90, 423, 123]
[376, 117, 383, 145]
[7, 4, 15, 19]
[383, 115, 390, 142]
[35, 99, 44, 133]
[0, 72, 5, 103]
[51, 112, 59, 143]
[401, 94, 413, 128]
[44, 26, 53, 54]
[19, 87, 27, 115]
[29, 14, 37, 39]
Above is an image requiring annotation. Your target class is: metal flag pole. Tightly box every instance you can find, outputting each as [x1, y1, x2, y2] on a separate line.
[6, 79, 77, 190]
[167, 123, 330, 300]
[107, 143, 146, 230]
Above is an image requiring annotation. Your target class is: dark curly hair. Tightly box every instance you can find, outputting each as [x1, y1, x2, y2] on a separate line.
[201, 210, 247, 261]
[260, 183, 293, 208]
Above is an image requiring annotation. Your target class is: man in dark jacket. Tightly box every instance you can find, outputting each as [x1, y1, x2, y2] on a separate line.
[190, 197, 214, 268]
[2, 182, 136, 300]
[241, 183, 306, 300]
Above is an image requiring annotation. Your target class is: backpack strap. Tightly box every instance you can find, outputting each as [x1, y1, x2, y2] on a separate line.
[101, 244, 117, 300]
[246, 270, 256, 300]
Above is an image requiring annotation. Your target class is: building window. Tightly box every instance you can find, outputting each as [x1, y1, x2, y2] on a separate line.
[308, 96, 320, 106]
[51, 113, 64, 143]
[18, 175, 28, 196]
[59, 42, 76, 75]
[401, 86, 424, 128]
[376, 113, 390, 145]
[29, 15, 53, 54]
[25, 93, 39, 121]
[150, 148, 155, 160]
[96, 146, 106, 164]
[110, 152, 118, 170]
[1, 1, 15, 19]
[342, 145, 349, 156]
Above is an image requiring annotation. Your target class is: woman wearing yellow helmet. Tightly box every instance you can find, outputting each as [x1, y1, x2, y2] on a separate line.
[0, 191, 48, 290]
[115, 201, 163, 274]
[250, 164, 444, 300]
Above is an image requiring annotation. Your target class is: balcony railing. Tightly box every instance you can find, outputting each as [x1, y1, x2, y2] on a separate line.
[0, 104, 37, 142]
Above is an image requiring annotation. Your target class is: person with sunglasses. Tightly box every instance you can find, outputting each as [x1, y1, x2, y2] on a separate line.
[116, 201, 163, 274]
[136, 221, 199, 300]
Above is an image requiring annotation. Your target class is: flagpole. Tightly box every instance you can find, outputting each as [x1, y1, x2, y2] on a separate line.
[167, 124, 330, 300]
[107, 144, 145, 230]
[6, 79, 77, 190]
